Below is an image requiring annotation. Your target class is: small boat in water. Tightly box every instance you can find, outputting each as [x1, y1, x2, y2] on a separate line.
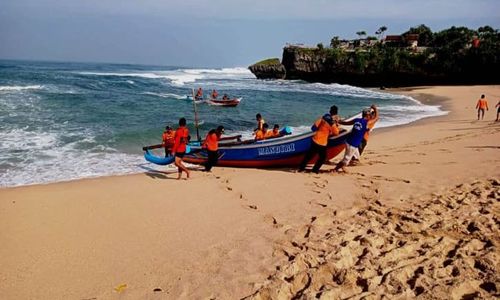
[187, 95, 242, 107]
[207, 97, 241, 107]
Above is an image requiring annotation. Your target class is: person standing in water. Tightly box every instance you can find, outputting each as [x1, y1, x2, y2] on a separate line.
[476, 95, 489, 120]
[211, 89, 218, 100]
[172, 117, 190, 180]
[195, 88, 203, 101]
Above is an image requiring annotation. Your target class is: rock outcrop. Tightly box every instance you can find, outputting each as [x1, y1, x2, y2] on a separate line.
[248, 58, 286, 80]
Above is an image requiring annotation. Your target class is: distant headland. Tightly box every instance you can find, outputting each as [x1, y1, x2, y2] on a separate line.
[249, 25, 500, 87]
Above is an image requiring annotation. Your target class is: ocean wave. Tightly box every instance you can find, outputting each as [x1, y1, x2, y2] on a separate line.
[0, 85, 44, 92]
[143, 92, 187, 100]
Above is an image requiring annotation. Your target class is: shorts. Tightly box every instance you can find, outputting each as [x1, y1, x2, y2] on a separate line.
[341, 143, 360, 165]
[175, 152, 185, 158]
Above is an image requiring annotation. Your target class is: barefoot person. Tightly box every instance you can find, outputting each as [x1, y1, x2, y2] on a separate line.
[172, 117, 190, 180]
[333, 109, 370, 173]
[298, 106, 340, 173]
[202, 126, 224, 172]
[476, 95, 489, 120]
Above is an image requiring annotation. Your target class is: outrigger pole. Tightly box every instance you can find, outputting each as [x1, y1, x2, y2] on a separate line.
[191, 88, 201, 142]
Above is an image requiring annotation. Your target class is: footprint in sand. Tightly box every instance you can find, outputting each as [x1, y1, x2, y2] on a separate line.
[401, 161, 421, 165]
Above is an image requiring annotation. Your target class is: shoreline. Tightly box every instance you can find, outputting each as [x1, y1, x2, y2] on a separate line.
[0, 86, 451, 190]
[1, 85, 499, 299]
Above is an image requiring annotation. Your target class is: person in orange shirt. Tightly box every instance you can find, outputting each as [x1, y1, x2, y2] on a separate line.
[162, 126, 176, 157]
[299, 105, 340, 173]
[255, 123, 270, 140]
[202, 126, 224, 172]
[495, 100, 500, 122]
[269, 124, 283, 138]
[476, 94, 489, 120]
[172, 117, 190, 180]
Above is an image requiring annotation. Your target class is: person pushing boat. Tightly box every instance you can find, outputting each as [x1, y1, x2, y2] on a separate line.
[202, 126, 224, 172]
[172, 117, 190, 180]
[162, 126, 175, 157]
[299, 105, 340, 173]
[333, 109, 371, 173]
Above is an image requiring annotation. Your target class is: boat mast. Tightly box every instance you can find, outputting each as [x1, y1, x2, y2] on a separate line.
[191, 88, 201, 142]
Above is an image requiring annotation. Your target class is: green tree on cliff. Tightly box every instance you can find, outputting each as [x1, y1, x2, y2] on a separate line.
[356, 31, 367, 39]
[375, 26, 387, 40]
[330, 36, 340, 48]
[404, 24, 433, 46]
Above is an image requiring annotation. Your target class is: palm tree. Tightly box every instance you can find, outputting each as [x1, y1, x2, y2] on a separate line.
[375, 26, 387, 40]
[356, 31, 367, 39]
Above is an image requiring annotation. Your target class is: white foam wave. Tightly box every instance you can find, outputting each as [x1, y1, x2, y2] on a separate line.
[0, 85, 44, 92]
[143, 92, 187, 99]
[0, 128, 151, 188]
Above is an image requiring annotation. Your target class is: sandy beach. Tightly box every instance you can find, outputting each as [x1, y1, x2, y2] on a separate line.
[1, 85, 499, 299]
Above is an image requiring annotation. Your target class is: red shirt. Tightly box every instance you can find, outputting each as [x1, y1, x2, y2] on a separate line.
[172, 126, 189, 154]
[203, 132, 219, 151]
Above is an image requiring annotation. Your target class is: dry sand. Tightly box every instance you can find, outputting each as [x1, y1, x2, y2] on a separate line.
[0, 85, 499, 299]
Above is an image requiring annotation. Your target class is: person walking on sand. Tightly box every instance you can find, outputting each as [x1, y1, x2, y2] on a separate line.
[202, 126, 224, 172]
[172, 117, 190, 180]
[496, 100, 500, 122]
[333, 109, 370, 173]
[298, 105, 340, 173]
[476, 95, 489, 120]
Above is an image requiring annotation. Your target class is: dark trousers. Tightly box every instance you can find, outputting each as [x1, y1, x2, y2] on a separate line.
[299, 141, 327, 173]
[358, 138, 368, 156]
[205, 150, 219, 171]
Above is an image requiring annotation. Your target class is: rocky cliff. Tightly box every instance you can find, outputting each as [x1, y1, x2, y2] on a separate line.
[248, 58, 286, 79]
[249, 44, 500, 87]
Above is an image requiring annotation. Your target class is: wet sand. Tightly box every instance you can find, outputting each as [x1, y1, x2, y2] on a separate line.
[1, 85, 499, 299]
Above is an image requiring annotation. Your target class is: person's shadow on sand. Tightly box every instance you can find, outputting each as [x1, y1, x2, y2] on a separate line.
[138, 164, 177, 180]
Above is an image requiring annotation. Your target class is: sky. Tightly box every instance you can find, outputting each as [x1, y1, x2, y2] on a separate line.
[1, 0, 499, 68]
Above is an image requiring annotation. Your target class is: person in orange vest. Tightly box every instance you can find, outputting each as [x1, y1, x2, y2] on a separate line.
[172, 117, 190, 180]
[299, 106, 340, 173]
[476, 95, 489, 120]
[255, 123, 270, 141]
[270, 124, 283, 138]
[255, 113, 265, 132]
[162, 126, 176, 157]
[496, 100, 500, 122]
[202, 126, 225, 172]
[195, 88, 203, 100]
[211, 89, 219, 100]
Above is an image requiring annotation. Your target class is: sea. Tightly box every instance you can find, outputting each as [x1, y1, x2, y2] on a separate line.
[0, 60, 447, 187]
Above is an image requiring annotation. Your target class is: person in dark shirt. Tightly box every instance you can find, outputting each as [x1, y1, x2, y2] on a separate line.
[333, 109, 370, 173]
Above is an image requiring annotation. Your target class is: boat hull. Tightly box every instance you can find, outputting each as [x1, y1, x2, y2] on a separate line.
[183, 131, 348, 168]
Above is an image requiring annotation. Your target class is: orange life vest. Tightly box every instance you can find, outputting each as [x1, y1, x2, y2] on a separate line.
[312, 118, 339, 146]
[173, 127, 189, 153]
[203, 132, 219, 151]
